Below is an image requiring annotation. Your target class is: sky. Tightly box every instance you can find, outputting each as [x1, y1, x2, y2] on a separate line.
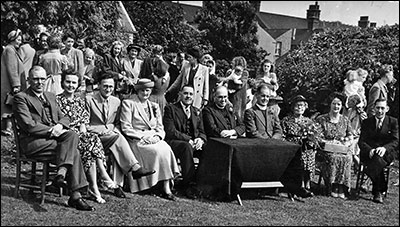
[177, 1, 399, 26]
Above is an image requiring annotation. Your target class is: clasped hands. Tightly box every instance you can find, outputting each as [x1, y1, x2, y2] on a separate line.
[49, 124, 68, 138]
[220, 129, 237, 138]
[369, 147, 386, 158]
[139, 135, 161, 145]
[189, 138, 204, 150]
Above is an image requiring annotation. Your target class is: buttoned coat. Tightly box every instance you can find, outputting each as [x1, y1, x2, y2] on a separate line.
[12, 88, 70, 155]
[121, 58, 143, 85]
[243, 104, 283, 139]
[359, 115, 399, 163]
[202, 103, 246, 138]
[1, 44, 25, 117]
[163, 102, 207, 143]
[167, 61, 209, 109]
[367, 80, 388, 117]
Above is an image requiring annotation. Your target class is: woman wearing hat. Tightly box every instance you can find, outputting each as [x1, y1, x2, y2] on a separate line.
[120, 78, 180, 201]
[1, 29, 25, 136]
[281, 95, 321, 195]
[120, 44, 143, 96]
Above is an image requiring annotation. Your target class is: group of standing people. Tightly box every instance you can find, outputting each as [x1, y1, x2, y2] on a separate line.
[1, 27, 398, 211]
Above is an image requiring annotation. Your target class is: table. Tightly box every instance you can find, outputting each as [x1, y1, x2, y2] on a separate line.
[196, 137, 300, 204]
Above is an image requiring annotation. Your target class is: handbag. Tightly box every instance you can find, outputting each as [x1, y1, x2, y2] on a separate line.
[4, 92, 14, 106]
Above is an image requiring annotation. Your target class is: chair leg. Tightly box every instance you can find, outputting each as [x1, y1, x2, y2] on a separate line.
[355, 164, 363, 197]
[40, 163, 49, 205]
[15, 160, 22, 198]
[31, 162, 37, 186]
[236, 194, 243, 206]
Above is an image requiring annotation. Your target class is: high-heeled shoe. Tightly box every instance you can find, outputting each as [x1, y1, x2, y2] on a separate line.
[103, 179, 118, 190]
[88, 188, 106, 204]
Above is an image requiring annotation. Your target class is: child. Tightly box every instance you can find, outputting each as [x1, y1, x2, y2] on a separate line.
[224, 65, 244, 94]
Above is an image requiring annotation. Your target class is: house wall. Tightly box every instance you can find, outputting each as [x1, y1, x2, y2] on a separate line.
[275, 29, 293, 61]
[256, 24, 276, 63]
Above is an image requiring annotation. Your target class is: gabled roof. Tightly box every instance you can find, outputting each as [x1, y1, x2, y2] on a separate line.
[256, 11, 308, 29]
[263, 29, 291, 39]
[291, 29, 314, 46]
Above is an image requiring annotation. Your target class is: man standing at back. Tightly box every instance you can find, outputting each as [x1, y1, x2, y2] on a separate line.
[85, 73, 155, 197]
[163, 85, 207, 198]
[13, 66, 93, 211]
[359, 98, 398, 203]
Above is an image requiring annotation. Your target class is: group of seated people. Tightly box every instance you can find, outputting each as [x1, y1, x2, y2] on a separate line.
[9, 31, 398, 211]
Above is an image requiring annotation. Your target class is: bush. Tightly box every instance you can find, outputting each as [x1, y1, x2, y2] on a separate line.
[276, 25, 399, 118]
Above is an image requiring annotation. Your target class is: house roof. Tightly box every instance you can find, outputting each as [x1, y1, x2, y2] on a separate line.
[291, 29, 314, 46]
[263, 29, 291, 39]
[256, 11, 308, 30]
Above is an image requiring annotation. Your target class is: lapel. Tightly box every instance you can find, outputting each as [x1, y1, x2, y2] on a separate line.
[93, 93, 106, 122]
[133, 95, 152, 128]
[43, 92, 58, 121]
[26, 88, 43, 116]
[190, 106, 198, 130]
[253, 105, 266, 128]
[212, 104, 230, 129]
[193, 64, 202, 80]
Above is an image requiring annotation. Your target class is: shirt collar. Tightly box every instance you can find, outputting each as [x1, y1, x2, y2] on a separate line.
[100, 94, 109, 103]
[256, 103, 268, 111]
[375, 116, 385, 123]
[180, 101, 190, 110]
[32, 90, 44, 99]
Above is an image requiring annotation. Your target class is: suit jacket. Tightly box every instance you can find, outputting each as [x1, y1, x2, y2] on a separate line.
[243, 105, 283, 139]
[20, 43, 36, 87]
[102, 53, 124, 80]
[85, 92, 121, 134]
[163, 102, 207, 143]
[120, 95, 165, 140]
[367, 80, 388, 117]
[121, 57, 143, 85]
[202, 103, 246, 137]
[358, 115, 399, 162]
[167, 61, 209, 109]
[12, 88, 70, 153]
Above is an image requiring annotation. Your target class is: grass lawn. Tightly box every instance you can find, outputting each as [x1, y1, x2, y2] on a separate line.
[1, 134, 399, 226]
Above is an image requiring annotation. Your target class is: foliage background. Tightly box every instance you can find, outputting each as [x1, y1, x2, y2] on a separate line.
[276, 25, 399, 118]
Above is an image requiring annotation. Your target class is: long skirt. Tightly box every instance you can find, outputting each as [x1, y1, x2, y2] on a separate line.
[125, 138, 180, 193]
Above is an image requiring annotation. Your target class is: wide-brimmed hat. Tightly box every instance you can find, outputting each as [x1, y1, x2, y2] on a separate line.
[291, 95, 307, 105]
[134, 78, 154, 90]
[127, 44, 141, 53]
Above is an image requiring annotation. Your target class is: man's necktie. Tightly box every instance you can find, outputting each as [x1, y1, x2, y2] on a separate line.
[377, 119, 382, 131]
[185, 107, 191, 119]
[103, 100, 109, 122]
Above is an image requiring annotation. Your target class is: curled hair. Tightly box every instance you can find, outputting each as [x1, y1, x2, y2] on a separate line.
[356, 68, 368, 77]
[259, 59, 275, 73]
[326, 91, 346, 107]
[231, 56, 247, 69]
[345, 70, 357, 82]
[47, 35, 62, 49]
[61, 69, 81, 89]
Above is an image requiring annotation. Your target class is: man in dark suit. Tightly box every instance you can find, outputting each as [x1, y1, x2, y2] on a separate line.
[202, 85, 246, 138]
[359, 98, 399, 203]
[243, 83, 283, 139]
[13, 66, 93, 211]
[163, 85, 207, 198]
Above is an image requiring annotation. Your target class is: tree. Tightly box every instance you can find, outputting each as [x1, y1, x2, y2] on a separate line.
[276, 25, 399, 118]
[123, 1, 210, 55]
[194, 1, 267, 75]
[1, 1, 126, 56]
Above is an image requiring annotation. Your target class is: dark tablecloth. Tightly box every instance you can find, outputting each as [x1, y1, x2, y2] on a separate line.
[196, 137, 300, 201]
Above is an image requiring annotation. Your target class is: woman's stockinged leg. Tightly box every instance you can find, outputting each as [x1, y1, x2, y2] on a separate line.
[97, 158, 117, 189]
[87, 162, 105, 203]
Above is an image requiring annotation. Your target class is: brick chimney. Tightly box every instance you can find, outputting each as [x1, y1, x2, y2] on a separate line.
[358, 16, 370, 28]
[307, 1, 321, 31]
[250, 1, 261, 13]
[370, 22, 377, 28]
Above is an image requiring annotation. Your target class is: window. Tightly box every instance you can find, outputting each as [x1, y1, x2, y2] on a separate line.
[275, 42, 282, 56]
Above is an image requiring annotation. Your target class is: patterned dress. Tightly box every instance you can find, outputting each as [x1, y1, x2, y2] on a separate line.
[281, 114, 318, 176]
[316, 114, 354, 190]
[56, 93, 106, 171]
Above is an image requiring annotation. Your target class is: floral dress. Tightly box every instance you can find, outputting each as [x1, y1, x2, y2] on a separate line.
[56, 94, 106, 171]
[281, 114, 320, 177]
[316, 114, 354, 190]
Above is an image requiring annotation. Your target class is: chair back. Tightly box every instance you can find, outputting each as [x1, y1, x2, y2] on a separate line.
[10, 114, 22, 161]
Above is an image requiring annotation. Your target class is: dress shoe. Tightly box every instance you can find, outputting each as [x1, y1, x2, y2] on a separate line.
[185, 187, 199, 199]
[338, 193, 347, 200]
[68, 197, 95, 211]
[114, 187, 126, 198]
[131, 167, 156, 179]
[372, 193, 384, 204]
[331, 192, 339, 198]
[161, 193, 176, 201]
[52, 175, 67, 188]
[295, 187, 314, 198]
